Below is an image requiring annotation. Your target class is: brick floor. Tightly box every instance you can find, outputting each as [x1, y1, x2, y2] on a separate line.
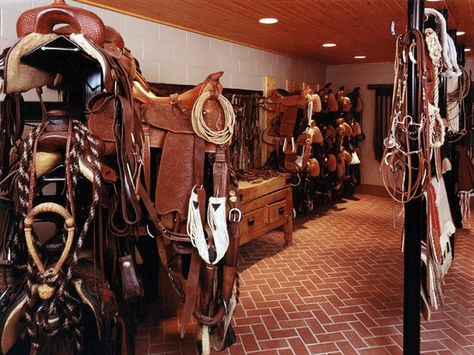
[136, 194, 474, 354]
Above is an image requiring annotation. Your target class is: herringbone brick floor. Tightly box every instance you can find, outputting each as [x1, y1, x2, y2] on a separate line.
[136, 194, 474, 354]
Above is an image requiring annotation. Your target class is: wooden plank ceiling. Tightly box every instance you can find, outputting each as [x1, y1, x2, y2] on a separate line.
[78, 0, 473, 65]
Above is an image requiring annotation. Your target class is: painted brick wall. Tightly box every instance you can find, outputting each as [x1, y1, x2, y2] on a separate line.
[326, 62, 395, 187]
[0, 0, 326, 97]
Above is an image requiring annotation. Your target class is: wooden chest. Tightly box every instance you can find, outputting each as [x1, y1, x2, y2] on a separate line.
[238, 174, 293, 246]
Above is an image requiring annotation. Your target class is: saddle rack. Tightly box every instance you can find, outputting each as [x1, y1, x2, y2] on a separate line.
[20, 35, 102, 91]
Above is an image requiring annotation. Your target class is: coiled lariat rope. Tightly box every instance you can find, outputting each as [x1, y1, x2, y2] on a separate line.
[20, 120, 102, 354]
[191, 92, 236, 145]
[425, 28, 445, 148]
[424, 8, 462, 78]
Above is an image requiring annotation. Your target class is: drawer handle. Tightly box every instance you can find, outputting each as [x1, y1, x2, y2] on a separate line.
[247, 218, 255, 226]
[278, 207, 285, 215]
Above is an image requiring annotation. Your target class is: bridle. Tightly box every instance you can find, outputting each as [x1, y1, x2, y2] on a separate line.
[380, 29, 431, 204]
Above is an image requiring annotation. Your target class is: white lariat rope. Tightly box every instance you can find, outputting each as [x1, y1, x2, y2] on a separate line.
[206, 196, 230, 265]
[191, 92, 236, 145]
[424, 8, 462, 78]
[186, 189, 229, 265]
[187, 187, 207, 256]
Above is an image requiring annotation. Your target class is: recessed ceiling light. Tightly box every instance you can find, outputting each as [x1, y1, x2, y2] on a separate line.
[456, 31, 466, 36]
[258, 18, 278, 24]
[322, 43, 336, 48]
[354, 55, 366, 59]
[465, 48, 471, 52]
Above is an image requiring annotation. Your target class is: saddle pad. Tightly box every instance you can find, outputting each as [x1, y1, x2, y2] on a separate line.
[155, 132, 195, 216]
[4, 33, 57, 93]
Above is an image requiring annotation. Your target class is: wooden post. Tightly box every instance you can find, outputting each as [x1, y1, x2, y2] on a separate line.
[403, 0, 424, 354]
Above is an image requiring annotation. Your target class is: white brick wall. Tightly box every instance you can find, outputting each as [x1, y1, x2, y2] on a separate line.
[326, 62, 395, 187]
[0, 0, 326, 97]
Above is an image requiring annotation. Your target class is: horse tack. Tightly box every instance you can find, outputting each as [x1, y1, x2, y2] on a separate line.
[263, 88, 314, 173]
[1, 0, 241, 353]
[16, 0, 106, 47]
[24, 203, 75, 300]
[134, 74, 241, 349]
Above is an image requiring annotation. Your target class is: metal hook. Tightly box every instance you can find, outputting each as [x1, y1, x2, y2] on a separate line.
[390, 20, 399, 40]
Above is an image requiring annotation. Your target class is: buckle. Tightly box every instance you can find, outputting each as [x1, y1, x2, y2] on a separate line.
[228, 208, 242, 223]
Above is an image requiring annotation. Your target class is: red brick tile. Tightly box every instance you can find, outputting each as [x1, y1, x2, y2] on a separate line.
[350, 320, 372, 338]
[248, 350, 279, 355]
[288, 337, 309, 355]
[421, 329, 448, 341]
[269, 329, 298, 339]
[312, 309, 332, 324]
[384, 345, 402, 355]
[296, 327, 317, 345]
[235, 316, 261, 326]
[258, 339, 289, 350]
[227, 344, 246, 355]
[271, 307, 289, 321]
[252, 324, 270, 341]
[261, 315, 280, 331]
[246, 308, 272, 317]
[365, 336, 396, 346]
[331, 314, 358, 323]
[420, 340, 448, 351]
[323, 322, 352, 333]
[286, 311, 313, 320]
[304, 318, 325, 334]
[279, 319, 307, 328]
[356, 312, 379, 328]
[307, 342, 339, 354]
[343, 330, 367, 349]
[335, 340, 358, 355]
[316, 331, 346, 343]
[441, 328, 472, 347]
[240, 334, 259, 352]
[233, 325, 252, 334]
[358, 347, 391, 355]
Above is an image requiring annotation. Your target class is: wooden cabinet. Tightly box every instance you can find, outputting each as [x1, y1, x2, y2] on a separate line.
[238, 174, 293, 246]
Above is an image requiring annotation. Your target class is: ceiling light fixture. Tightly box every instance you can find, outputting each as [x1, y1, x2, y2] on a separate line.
[426, 0, 442, 2]
[465, 48, 471, 52]
[354, 55, 366, 59]
[322, 43, 336, 48]
[258, 18, 278, 24]
[456, 31, 466, 36]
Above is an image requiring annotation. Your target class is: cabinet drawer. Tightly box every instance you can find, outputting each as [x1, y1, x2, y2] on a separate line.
[240, 207, 266, 243]
[266, 199, 288, 224]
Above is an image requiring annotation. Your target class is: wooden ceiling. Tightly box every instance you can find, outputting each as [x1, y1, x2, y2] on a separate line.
[78, 0, 473, 65]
